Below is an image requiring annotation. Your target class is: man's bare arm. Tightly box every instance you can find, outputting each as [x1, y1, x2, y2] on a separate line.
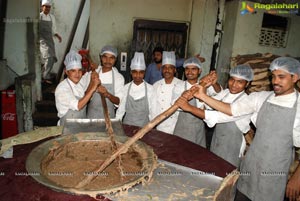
[193, 85, 233, 116]
[286, 163, 300, 201]
[97, 85, 120, 105]
[78, 72, 100, 110]
[200, 71, 221, 93]
[175, 96, 205, 119]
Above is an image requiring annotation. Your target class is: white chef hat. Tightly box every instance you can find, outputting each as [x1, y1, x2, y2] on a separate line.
[42, 0, 52, 6]
[269, 57, 300, 77]
[100, 45, 118, 57]
[130, 52, 146, 70]
[162, 51, 176, 66]
[183, 57, 202, 69]
[64, 50, 82, 70]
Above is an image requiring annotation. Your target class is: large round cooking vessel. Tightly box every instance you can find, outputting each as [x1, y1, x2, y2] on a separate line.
[26, 132, 157, 197]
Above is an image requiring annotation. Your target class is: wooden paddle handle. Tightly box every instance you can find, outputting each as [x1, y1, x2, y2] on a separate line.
[89, 54, 118, 150]
[75, 82, 205, 188]
[75, 103, 179, 188]
[100, 94, 117, 150]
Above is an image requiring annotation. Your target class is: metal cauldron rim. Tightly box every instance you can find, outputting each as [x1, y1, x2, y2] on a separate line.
[26, 132, 157, 196]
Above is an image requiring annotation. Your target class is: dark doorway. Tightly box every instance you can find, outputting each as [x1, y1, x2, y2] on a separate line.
[131, 19, 188, 66]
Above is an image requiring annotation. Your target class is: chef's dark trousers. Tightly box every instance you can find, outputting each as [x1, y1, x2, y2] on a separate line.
[234, 189, 251, 201]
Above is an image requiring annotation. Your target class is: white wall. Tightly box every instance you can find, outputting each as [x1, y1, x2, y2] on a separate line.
[217, 0, 300, 86]
[90, 0, 191, 62]
[233, 1, 300, 57]
[3, 0, 39, 77]
[2, 0, 220, 83]
[90, 0, 218, 77]
[51, 0, 90, 74]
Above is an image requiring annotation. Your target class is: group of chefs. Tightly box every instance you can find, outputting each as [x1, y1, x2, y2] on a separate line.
[55, 45, 300, 201]
[41, 1, 300, 200]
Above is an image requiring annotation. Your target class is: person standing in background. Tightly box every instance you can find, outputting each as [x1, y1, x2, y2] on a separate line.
[150, 51, 183, 134]
[145, 46, 164, 85]
[39, 0, 62, 83]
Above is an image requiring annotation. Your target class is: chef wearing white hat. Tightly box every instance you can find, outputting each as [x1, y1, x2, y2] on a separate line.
[116, 52, 154, 127]
[150, 51, 184, 134]
[40, 0, 62, 83]
[55, 50, 100, 126]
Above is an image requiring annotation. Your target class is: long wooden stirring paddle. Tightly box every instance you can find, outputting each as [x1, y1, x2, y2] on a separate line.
[87, 53, 122, 170]
[75, 81, 206, 189]
[87, 55, 118, 147]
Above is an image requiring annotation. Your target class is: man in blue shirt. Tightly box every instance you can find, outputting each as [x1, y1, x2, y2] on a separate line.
[145, 46, 164, 85]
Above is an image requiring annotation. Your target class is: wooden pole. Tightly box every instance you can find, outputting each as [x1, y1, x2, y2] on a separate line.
[75, 84, 202, 188]
[88, 55, 123, 173]
[88, 54, 118, 150]
[99, 93, 123, 174]
[100, 94, 118, 150]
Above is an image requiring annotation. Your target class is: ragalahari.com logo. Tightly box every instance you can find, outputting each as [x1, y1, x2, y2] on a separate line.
[240, 1, 299, 15]
[240, 2, 256, 15]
